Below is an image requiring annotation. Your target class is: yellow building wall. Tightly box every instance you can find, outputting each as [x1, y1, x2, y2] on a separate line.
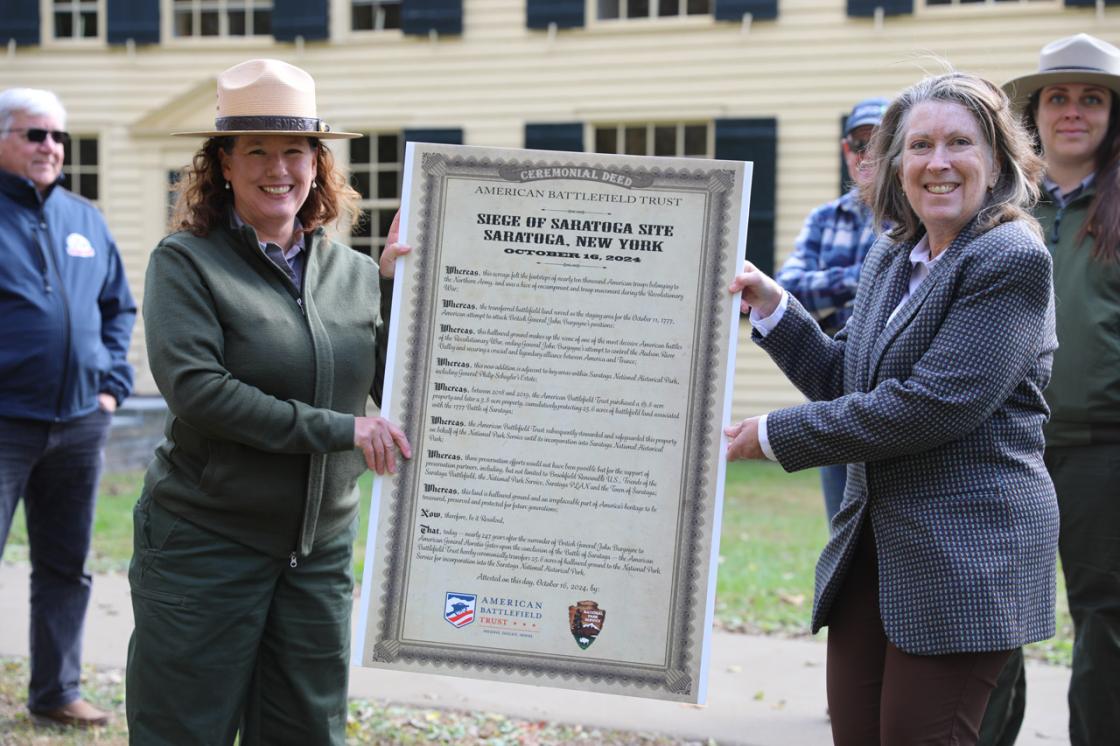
[2, 0, 1117, 418]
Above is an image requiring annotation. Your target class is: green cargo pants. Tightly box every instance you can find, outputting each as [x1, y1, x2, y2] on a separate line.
[125, 494, 357, 745]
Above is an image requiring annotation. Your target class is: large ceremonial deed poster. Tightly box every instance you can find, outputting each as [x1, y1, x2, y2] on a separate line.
[356, 143, 751, 703]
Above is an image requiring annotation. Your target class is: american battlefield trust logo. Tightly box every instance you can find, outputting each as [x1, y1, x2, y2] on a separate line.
[568, 600, 606, 650]
[444, 592, 476, 628]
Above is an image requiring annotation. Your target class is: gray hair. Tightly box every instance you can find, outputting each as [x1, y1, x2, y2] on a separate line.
[0, 88, 67, 135]
[863, 72, 1044, 243]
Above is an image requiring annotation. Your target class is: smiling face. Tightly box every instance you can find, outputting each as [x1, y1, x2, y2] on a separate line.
[899, 100, 996, 254]
[220, 135, 317, 247]
[1035, 83, 1112, 173]
[0, 110, 65, 193]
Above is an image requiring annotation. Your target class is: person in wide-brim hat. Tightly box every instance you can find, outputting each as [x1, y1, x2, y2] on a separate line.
[127, 58, 412, 744]
[1002, 32, 1120, 110]
[980, 33, 1120, 746]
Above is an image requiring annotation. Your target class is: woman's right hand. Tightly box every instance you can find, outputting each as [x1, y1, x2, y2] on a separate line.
[354, 416, 412, 474]
[729, 261, 784, 319]
[379, 210, 412, 279]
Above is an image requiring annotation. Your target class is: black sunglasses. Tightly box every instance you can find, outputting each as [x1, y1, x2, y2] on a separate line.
[8, 128, 70, 146]
[846, 136, 870, 155]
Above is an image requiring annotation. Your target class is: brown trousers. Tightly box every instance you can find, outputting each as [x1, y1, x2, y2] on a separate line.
[825, 529, 1012, 746]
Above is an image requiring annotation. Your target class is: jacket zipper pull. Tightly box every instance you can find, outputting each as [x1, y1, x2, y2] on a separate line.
[296, 297, 305, 316]
[289, 551, 298, 568]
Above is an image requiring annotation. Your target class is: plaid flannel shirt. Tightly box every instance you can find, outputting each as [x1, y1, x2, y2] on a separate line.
[776, 188, 878, 336]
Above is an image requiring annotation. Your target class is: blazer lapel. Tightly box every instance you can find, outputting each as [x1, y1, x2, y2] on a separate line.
[856, 244, 912, 391]
[866, 222, 980, 386]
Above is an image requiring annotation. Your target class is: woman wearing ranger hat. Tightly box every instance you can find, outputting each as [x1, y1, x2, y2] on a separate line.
[980, 33, 1120, 746]
[126, 59, 413, 744]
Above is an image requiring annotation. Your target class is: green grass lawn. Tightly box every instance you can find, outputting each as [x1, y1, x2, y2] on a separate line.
[5, 461, 1071, 663]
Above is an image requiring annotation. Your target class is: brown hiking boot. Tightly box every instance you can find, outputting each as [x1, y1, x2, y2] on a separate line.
[30, 699, 111, 728]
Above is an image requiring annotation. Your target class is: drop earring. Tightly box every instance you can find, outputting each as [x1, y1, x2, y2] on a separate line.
[224, 181, 230, 190]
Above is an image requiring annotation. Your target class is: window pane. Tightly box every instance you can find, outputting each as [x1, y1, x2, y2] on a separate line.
[351, 172, 371, 199]
[686, 0, 709, 14]
[174, 11, 193, 36]
[624, 126, 647, 155]
[599, 0, 620, 19]
[628, 0, 651, 18]
[81, 10, 97, 37]
[55, 12, 73, 37]
[229, 10, 246, 35]
[378, 209, 395, 238]
[200, 11, 220, 36]
[80, 139, 98, 164]
[594, 128, 617, 154]
[684, 124, 706, 156]
[254, 10, 271, 35]
[658, 0, 679, 17]
[377, 134, 399, 164]
[352, 3, 373, 30]
[654, 126, 676, 156]
[382, 3, 401, 29]
[63, 146, 73, 167]
[377, 171, 397, 199]
[80, 173, 99, 201]
[350, 136, 370, 164]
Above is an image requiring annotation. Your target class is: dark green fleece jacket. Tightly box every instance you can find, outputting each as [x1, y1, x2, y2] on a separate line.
[1037, 187, 1120, 447]
[142, 221, 386, 558]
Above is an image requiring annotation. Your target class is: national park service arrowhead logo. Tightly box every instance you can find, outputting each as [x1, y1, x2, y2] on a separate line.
[568, 600, 605, 650]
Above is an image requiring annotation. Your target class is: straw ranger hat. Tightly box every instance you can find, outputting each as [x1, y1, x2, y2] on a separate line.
[1003, 33, 1120, 111]
[174, 58, 358, 139]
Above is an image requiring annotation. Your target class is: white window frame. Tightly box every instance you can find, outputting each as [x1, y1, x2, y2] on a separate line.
[165, 0, 275, 41]
[919, 0, 1058, 11]
[349, 0, 402, 32]
[40, 0, 105, 45]
[346, 131, 404, 257]
[592, 0, 712, 23]
[589, 121, 714, 159]
[63, 134, 100, 204]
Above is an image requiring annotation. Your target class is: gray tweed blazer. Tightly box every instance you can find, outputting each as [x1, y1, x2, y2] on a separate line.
[759, 218, 1059, 655]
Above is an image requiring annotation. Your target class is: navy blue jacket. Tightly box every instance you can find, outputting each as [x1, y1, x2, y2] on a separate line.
[0, 170, 136, 422]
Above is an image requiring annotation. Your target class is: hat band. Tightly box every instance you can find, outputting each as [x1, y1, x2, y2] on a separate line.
[215, 115, 330, 133]
[1040, 64, 1112, 74]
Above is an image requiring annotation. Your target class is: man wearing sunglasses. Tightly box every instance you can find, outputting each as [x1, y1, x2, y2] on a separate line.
[0, 87, 135, 729]
[774, 96, 888, 528]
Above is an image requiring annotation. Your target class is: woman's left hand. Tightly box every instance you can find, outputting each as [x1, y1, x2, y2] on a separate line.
[354, 416, 412, 474]
[724, 417, 766, 461]
[379, 210, 413, 279]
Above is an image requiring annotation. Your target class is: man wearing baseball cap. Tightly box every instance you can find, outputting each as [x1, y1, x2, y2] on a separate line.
[775, 96, 888, 527]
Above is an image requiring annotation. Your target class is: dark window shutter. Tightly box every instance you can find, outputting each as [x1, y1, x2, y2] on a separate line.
[1, 0, 39, 46]
[714, 0, 778, 21]
[402, 0, 462, 35]
[107, 0, 160, 45]
[526, 0, 585, 29]
[847, 0, 912, 16]
[1064, 0, 1118, 5]
[524, 123, 583, 152]
[839, 113, 851, 196]
[716, 118, 776, 276]
[404, 128, 464, 146]
[272, 0, 329, 41]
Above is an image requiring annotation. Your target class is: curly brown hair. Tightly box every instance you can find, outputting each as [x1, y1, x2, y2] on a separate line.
[170, 136, 360, 237]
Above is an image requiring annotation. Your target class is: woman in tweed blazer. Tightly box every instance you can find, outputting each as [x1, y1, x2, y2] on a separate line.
[725, 73, 1059, 745]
